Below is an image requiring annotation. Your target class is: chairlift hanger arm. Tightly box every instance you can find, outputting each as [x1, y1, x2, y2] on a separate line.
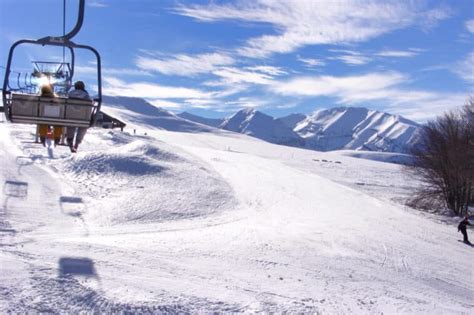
[38, 0, 85, 44]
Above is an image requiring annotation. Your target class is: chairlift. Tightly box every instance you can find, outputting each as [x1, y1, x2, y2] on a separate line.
[1, 0, 102, 129]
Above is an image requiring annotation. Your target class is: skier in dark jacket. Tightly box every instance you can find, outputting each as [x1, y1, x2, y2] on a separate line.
[458, 216, 472, 245]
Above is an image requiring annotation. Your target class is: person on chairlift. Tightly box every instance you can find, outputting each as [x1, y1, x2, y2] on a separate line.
[38, 84, 63, 146]
[66, 80, 91, 153]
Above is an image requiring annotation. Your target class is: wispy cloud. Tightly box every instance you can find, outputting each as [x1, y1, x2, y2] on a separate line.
[224, 97, 268, 109]
[270, 71, 466, 121]
[466, 19, 474, 33]
[384, 93, 468, 121]
[212, 67, 274, 85]
[75, 66, 153, 77]
[327, 49, 371, 65]
[327, 48, 420, 65]
[184, 98, 217, 107]
[136, 52, 234, 76]
[332, 55, 371, 65]
[88, 1, 108, 8]
[454, 52, 474, 83]
[245, 66, 287, 76]
[375, 50, 419, 58]
[271, 72, 405, 97]
[149, 99, 183, 109]
[174, 0, 451, 58]
[103, 77, 209, 99]
[298, 56, 326, 68]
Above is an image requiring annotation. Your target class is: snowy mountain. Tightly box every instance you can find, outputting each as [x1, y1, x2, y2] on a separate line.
[296, 107, 421, 153]
[178, 111, 224, 128]
[102, 96, 215, 133]
[219, 108, 304, 147]
[276, 113, 307, 129]
[178, 106, 420, 153]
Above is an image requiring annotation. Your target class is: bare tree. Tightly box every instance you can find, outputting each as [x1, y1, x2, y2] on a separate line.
[408, 100, 474, 216]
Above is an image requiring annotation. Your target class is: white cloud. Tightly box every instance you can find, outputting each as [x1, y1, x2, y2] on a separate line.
[454, 52, 474, 83]
[103, 77, 209, 99]
[224, 97, 268, 109]
[75, 66, 153, 77]
[149, 99, 183, 109]
[418, 6, 452, 32]
[375, 50, 419, 57]
[466, 20, 474, 33]
[272, 72, 406, 97]
[135, 53, 234, 77]
[326, 49, 371, 65]
[212, 67, 274, 85]
[332, 55, 371, 65]
[271, 71, 467, 121]
[88, 1, 108, 8]
[174, 0, 451, 58]
[384, 93, 468, 121]
[298, 57, 325, 68]
[245, 65, 287, 76]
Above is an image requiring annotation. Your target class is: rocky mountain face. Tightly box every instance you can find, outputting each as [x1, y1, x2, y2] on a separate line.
[294, 107, 421, 153]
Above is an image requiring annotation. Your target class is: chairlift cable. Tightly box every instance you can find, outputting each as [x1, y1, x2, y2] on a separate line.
[62, 0, 66, 65]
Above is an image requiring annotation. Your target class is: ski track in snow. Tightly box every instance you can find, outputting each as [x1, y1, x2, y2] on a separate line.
[1, 122, 473, 313]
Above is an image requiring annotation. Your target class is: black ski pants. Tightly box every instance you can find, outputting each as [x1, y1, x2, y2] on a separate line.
[460, 228, 470, 243]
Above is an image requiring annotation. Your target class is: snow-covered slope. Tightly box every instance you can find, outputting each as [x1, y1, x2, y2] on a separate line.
[1, 98, 472, 313]
[296, 107, 421, 153]
[178, 111, 224, 128]
[219, 108, 304, 147]
[102, 96, 215, 133]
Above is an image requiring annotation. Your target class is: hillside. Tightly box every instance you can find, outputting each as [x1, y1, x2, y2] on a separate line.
[1, 98, 471, 313]
[102, 96, 215, 133]
[178, 111, 224, 128]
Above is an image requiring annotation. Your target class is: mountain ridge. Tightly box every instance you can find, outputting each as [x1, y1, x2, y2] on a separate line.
[102, 95, 420, 153]
[219, 108, 305, 147]
[182, 106, 421, 153]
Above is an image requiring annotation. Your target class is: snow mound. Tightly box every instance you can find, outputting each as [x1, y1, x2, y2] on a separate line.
[57, 132, 237, 225]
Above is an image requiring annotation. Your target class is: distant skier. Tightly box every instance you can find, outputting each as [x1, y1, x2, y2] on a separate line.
[458, 215, 472, 245]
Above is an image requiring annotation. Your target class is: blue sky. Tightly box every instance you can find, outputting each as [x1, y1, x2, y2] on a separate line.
[1, 0, 473, 121]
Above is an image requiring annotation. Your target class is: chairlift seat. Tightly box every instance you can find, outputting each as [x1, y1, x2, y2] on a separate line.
[9, 92, 94, 127]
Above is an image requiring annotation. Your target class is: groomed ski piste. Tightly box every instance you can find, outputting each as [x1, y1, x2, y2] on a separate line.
[0, 102, 473, 313]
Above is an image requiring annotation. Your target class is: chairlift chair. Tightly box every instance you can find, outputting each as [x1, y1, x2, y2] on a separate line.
[1, 0, 102, 129]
